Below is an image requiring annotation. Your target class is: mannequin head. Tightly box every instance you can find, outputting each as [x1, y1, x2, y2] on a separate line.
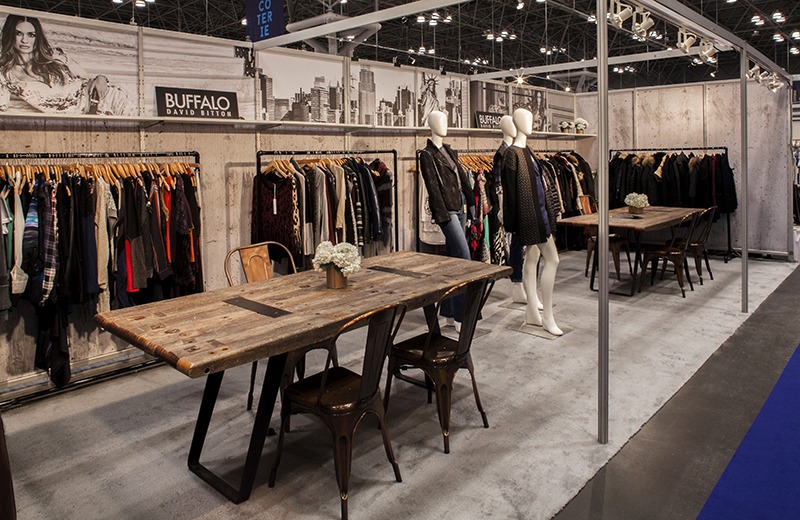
[428, 110, 448, 138]
[512, 108, 533, 137]
[500, 115, 517, 145]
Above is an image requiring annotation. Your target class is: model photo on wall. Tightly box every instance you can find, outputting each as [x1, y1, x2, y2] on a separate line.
[258, 49, 345, 123]
[417, 69, 468, 128]
[350, 61, 415, 127]
[0, 12, 136, 116]
[511, 85, 548, 132]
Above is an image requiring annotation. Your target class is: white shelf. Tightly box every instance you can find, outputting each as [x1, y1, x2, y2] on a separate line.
[0, 112, 597, 140]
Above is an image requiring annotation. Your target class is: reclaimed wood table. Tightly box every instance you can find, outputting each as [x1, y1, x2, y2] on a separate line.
[95, 251, 511, 504]
[558, 206, 702, 296]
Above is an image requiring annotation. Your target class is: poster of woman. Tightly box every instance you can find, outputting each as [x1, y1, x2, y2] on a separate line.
[0, 12, 137, 116]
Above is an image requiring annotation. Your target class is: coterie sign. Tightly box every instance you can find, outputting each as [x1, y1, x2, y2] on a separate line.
[155, 87, 239, 119]
[246, 0, 285, 42]
[474, 111, 504, 129]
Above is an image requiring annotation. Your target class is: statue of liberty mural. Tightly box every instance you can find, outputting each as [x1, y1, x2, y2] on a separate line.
[418, 73, 441, 126]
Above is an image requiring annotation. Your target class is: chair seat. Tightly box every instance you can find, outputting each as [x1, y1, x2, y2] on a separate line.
[285, 367, 371, 412]
[392, 334, 461, 365]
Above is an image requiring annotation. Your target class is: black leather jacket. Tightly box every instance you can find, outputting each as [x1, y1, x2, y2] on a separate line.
[418, 139, 475, 224]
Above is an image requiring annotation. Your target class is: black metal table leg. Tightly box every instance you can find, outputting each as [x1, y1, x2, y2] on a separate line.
[629, 232, 643, 296]
[591, 231, 642, 297]
[187, 353, 287, 504]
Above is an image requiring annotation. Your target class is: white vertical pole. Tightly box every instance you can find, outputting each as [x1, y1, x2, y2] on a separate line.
[597, 0, 610, 445]
[740, 49, 749, 313]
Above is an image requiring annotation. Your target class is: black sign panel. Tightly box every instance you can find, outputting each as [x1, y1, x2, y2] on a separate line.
[474, 111, 505, 129]
[246, 0, 285, 42]
[155, 87, 239, 119]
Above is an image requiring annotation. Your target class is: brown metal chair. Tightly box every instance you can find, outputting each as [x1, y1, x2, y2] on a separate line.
[225, 241, 335, 411]
[639, 212, 699, 298]
[268, 303, 407, 520]
[384, 276, 495, 454]
[680, 206, 717, 285]
[582, 196, 633, 281]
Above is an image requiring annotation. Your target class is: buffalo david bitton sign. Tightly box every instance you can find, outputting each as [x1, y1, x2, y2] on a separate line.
[155, 87, 239, 119]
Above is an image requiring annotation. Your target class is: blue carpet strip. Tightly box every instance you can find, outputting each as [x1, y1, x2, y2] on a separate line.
[698, 345, 800, 519]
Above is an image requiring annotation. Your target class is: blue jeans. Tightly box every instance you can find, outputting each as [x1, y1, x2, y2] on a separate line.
[509, 232, 524, 283]
[437, 211, 469, 321]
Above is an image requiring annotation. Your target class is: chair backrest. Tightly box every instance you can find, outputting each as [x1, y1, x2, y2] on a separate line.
[692, 206, 717, 245]
[318, 303, 406, 404]
[224, 241, 297, 287]
[666, 213, 699, 253]
[425, 277, 495, 359]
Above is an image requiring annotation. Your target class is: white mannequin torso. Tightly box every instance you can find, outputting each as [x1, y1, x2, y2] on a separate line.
[428, 110, 447, 149]
[500, 114, 516, 146]
[511, 108, 533, 148]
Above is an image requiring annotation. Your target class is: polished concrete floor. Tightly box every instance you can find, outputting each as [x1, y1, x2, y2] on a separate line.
[2, 252, 797, 519]
[554, 259, 800, 520]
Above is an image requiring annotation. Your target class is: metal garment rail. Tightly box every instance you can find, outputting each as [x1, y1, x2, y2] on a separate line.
[0, 150, 200, 162]
[608, 146, 735, 261]
[0, 149, 202, 410]
[256, 149, 399, 252]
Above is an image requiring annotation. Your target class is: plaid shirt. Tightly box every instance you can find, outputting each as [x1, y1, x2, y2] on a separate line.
[40, 181, 59, 303]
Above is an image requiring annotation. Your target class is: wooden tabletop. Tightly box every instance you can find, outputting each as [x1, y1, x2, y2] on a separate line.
[557, 206, 703, 232]
[95, 251, 511, 378]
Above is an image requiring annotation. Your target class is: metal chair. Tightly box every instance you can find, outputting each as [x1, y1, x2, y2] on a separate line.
[681, 206, 717, 285]
[582, 195, 633, 281]
[225, 241, 335, 411]
[639, 213, 699, 298]
[269, 303, 407, 520]
[384, 277, 495, 454]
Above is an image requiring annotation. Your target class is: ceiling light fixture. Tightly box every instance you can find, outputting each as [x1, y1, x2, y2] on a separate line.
[112, 0, 123, 3]
[791, 47, 800, 55]
[772, 12, 785, 23]
[416, 14, 425, 23]
[134, 0, 146, 6]
[757, 70, 771, 84]
[698, 40, 717, 64]
[610, 1, 634, 30]
[633, 10, 654, 39]
[517, 2, 525, 10]
[746, 64, 760, 79]
[677, 28, 697, 53]
[241, 18, 247, 25]
[768, 73, 784, 92]
[774, 33, 785, 42]
[587, 14, 597, 23]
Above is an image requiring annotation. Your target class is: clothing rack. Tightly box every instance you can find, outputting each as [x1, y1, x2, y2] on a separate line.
[608, 146, 736, 262]
[256, 149, 399, 252]
[0, 149, 203, 411]
[0, 150, 200, 162]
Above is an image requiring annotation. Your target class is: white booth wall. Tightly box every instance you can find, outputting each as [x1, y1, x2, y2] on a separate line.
[575, 80, 792, 257]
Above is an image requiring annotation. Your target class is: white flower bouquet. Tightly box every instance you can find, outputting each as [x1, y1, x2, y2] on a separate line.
[312, 241, 361, 276]
[624, 192, 650, 208]
[574, 118, 588, 131]
[558, 120, 574, 131]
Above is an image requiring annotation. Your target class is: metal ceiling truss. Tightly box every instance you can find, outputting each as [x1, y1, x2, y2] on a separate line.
[1, 0, 798, 87]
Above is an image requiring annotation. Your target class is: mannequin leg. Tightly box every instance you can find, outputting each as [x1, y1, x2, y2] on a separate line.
[510, 233, 543, 309]
[522, 245, 542, 326]
[537, 237, 563, 336]
[438, 211, 469, 325]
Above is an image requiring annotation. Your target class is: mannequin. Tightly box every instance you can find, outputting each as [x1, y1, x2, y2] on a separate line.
[496, 115, 539, 307]
[502, 108, 562, 336]
[418, 110, 475, 329]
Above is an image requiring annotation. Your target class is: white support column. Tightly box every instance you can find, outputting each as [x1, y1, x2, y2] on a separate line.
[597, 0, 610, 445]
[740, 49, 749, 313]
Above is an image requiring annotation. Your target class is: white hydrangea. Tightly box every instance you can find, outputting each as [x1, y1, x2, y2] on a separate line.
[312, 241, 361, 276]
[624, 192, 650, 208]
